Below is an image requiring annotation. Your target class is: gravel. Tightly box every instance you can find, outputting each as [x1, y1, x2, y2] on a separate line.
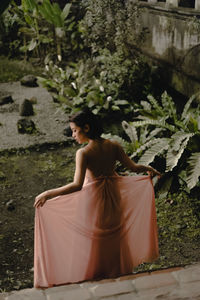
[0, 81, 70, 151]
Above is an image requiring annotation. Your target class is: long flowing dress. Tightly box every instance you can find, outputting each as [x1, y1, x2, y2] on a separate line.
[34, 174, 159, 288]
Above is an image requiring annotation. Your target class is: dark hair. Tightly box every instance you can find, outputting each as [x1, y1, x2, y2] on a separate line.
[69, 110, 103, 139]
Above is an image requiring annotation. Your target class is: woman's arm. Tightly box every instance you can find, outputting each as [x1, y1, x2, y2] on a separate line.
[34, 148, 87, 208]
[116, 142, 161, 177]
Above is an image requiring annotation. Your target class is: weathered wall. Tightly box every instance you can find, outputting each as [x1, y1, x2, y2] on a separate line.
[136, 2, 200, 97]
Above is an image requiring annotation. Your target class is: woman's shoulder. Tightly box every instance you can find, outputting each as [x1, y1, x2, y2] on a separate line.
[104, 138, 122, 149]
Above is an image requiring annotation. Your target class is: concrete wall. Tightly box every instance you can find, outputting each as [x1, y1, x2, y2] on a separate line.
[134, 1, 200, 97]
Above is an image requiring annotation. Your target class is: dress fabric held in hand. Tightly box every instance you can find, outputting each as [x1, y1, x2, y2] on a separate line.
[34, 174, 159, 288]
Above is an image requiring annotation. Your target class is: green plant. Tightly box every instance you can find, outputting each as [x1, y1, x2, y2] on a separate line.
[121, 91, 200, 196]
[38, 46, 160, 120]
[1, 0, 73, 60]
[20, 0, 72, 59]
[81, 0, 144, 55]
[38, 57, 134, 118]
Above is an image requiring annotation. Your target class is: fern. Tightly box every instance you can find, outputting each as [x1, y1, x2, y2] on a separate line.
[174, 120, 187, 131]
[140, 100, 151, 111]
[186, 152, 200, 189]
[138, 138, 169, 165]
[122, 121, 138, 142]
[161, 91, 177, 121]
[132, 119, 176, 133]
[147, 94, 164, 116]
[130, 138, 163, 159]
[166, 133, 194, 171]
[198, 116, 200, 131]
[146, 128, 163, 141]
[181, 94, 196, 121]
[157, 176, 173, 199]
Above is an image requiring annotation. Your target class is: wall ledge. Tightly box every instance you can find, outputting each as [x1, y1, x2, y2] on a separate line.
[138, 1, 200, 17]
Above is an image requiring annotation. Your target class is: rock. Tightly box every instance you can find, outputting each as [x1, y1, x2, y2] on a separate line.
[20, 75, 38, 87]
[0, 93, 14, 105]
[29, 96, 37, 104]
[20, 99, 34, 116]
[63, 125, 72, 137]
[17, 118, 36, 134]
[6, 200, 15, 211]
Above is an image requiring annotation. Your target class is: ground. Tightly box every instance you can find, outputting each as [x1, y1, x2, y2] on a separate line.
[0, 144, 200, 292]
[0, 79, 199, 293]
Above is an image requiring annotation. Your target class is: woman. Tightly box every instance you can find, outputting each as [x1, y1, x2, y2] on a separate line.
[34, 110, 160, 288]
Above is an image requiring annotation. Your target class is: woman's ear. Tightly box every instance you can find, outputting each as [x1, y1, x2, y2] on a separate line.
[84, 124, 90, 133]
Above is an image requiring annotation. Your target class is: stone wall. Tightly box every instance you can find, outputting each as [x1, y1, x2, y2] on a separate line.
[133, 0, 200, 97]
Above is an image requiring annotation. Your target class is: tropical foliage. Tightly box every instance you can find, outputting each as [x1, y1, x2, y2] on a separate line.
[37, 47, 159, 119]
[118, 92, 200, 196]
[0, 0, 83, 60]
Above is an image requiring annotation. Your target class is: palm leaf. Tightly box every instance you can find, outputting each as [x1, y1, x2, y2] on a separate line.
[122, 121, 138, 142]
[138, 138, 169, 165]
[166, 133, 194, 171]
[186, 152, 200, 189]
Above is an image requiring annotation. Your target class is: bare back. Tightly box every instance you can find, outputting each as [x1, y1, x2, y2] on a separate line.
[83, 138, 118, 179]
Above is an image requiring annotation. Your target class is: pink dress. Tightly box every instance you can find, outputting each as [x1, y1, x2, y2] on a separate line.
[34, 175, 159, 288]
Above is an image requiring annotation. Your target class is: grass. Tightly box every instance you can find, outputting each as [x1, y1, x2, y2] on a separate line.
[0, 56, 43, 83]
[134, 191, 200, 273]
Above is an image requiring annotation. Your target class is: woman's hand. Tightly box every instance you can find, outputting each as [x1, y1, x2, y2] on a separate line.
[147, 167, 162, 179]
[34, 191, 49, 208]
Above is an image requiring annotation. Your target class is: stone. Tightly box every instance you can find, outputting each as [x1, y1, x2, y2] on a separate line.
[29, 97, 38, 104]
[5, 288, 46, 300]
[133, 273, 178, 291]
[90, 280, 134, 298]
[46, 287, 91, 300]
[17, 119, 36, 134]
[20, 75, 38, 87]
[6, 200, 15, 211]
[0, 93, 14, 106]
[20, 99, 34, 116]
[0, 292, 9, 300]
[172, 264, 200, 283]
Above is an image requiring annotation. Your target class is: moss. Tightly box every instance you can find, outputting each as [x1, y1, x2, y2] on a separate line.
[0, 56, 43, 83]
